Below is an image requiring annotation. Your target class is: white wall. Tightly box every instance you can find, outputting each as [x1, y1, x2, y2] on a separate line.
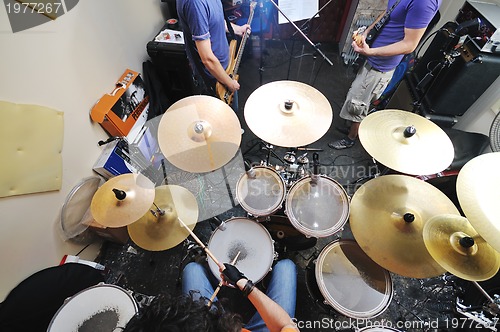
[0, 0, 167, 300]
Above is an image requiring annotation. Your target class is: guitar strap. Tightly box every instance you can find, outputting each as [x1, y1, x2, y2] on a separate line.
[370, 0, 402, 44]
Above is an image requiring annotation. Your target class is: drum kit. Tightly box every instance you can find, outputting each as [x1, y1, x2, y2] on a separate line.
[86, 80, 500, 327]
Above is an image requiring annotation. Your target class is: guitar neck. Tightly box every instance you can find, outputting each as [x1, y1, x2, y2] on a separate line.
[232, 2, 256, 77]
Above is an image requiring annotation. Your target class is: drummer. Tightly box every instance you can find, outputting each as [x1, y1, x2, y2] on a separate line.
[123, 259, 299, 332]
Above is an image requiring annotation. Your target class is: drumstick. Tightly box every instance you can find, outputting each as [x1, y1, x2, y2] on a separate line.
[178, 217, 223, 269]
[208, 251, 241, 307]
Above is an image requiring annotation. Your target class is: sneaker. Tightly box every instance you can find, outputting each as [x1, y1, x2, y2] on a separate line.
[328, 138, 355, 149]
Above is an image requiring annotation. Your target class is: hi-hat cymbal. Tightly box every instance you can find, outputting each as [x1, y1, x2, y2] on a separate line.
[457, 152, 500, 253]
[423, 214, 500, 281]
[244, 81, 333, 147]
[157, 95, 242, 173]
[127, 185, 198, 251]
[350, 174, 460, 278]
[358, 110, 454, 175]
[90, 173, 155, 228]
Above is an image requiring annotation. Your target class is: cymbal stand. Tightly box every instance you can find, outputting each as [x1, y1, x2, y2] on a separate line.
[268, 0, 333, 69]
[455, 281, 500, 330]
[243, 140, 285, 166]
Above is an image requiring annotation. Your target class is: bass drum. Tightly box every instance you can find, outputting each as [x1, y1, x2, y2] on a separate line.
[236, 166, 286, 217]
[285, 175, 349, 238]
[311, 239, 393, 319]
[48, 284, 138, 331]
[207, 217, 275, 283]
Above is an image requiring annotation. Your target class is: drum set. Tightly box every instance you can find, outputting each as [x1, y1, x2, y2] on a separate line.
[83, 80, 500, 330]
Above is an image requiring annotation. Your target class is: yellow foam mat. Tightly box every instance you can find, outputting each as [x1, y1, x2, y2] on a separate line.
[0, 101, 63, 198]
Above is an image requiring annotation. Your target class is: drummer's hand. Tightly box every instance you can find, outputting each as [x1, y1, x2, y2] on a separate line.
[220, 263, 246, 286]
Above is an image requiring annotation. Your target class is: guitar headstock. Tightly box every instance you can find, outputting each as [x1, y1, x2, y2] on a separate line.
[250, 1, 257, 10]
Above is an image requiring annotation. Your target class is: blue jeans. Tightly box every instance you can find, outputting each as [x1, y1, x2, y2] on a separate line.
[182, 259, 297, 332]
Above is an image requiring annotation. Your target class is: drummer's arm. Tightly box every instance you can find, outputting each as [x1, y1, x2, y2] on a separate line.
[236, 279, 299, 332]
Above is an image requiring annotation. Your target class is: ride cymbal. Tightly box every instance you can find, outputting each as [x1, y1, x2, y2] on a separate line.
[90, 173, 155, 228]
[244, 81, 333, 147]
[358, 110, 454, 175]
[457, 152, 500, 253]
[128, 185, 198, 251]
[423, 214, 500, 281]
[350, 174, 460, 278]
[157, 95, 242, 173]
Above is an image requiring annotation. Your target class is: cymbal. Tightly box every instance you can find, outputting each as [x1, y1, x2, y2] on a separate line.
[244, 80, 333, 147]
[358, 110, 454, 175]
[350, 174, 460, 278]
[457, 152, 500, 253]
[127, 185, 198, 251]
[423, 214, 500, 281]
[157, 95, 242, 173]
[90, 173, 155, 228]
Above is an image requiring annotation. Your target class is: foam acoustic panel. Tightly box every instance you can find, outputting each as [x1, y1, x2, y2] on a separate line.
[0, 100, 63, 198]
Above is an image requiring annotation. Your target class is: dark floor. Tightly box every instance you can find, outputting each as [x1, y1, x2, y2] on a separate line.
[96, 39, 498, 331]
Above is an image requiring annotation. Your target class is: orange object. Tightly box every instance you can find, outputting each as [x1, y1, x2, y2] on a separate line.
[90, 69, 149, 137]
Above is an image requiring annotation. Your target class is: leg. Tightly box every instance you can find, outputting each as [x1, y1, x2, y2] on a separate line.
[245, 259, 297, 332]
[182, 262, 217, 302]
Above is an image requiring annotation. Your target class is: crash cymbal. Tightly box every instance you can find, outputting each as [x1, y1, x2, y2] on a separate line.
[244, 80, 333, 147]
[91, 173, 155, 228]
[423, 214, 500, 281]
[350, 174, 460, 278]
[457, 152, 500, 253]
[127, 185, 198, 251]
[358, 110, 454, 175]
[157, 95, 241, 173]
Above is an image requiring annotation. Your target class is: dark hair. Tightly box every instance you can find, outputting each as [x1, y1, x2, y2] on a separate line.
[123, 292, 243, 332]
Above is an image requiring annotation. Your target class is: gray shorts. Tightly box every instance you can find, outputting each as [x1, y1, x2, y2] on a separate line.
[340, 62, 395, 123]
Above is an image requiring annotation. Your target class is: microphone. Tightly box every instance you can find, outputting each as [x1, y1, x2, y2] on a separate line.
[311, 153, 320, 185]
[244, 160, 256, 179]
[455, 18, 481, 35]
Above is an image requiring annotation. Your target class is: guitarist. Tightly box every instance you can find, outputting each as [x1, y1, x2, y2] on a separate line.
[177, 0, 251, 111]
[329, 0, 441, 150]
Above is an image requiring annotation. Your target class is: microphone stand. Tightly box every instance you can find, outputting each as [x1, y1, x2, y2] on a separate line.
[268, 0, 333, 67]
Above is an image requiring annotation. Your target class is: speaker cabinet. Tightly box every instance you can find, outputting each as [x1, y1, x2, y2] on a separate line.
[409, 28, 500, 117]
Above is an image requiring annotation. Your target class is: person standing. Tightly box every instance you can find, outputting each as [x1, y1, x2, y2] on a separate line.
[176, 0, 250, 110]
[329, 0, 441, 149]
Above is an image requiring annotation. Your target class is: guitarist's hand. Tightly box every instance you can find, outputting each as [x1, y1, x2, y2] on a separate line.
[233, 24, 251, 37]
[227, 79, 240, 92]
[352, 38, 371, 57]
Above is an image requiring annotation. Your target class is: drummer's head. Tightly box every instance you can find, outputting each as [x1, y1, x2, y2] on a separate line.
[123, 292, 242, 332]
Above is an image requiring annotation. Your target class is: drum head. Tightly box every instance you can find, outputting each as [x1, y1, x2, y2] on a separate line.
[236, 166, 286, 216]
[48, 284, 138, 331]
[315, 240, 392, 319]
[286, 175, 349, 237]
[208, 218, 274, 283]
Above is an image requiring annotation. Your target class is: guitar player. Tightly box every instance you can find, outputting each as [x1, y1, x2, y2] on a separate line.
[176, 0, 251, 111]
[329, 0, 441, 150]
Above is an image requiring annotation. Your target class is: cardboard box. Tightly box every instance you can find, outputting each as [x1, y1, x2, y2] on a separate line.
[93, 139, 136, 179]
[90, 69, 149, 137]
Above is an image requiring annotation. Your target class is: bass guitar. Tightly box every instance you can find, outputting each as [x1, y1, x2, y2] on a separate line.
[216, 1, 257, 106]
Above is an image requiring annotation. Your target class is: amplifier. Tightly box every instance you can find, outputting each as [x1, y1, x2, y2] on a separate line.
[457, 1, 500, 54]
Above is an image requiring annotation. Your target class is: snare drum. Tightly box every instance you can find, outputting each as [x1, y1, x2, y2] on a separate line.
[207, 217, 275, 283]
[314, 240, 393, 319]
[48, 284, 138, 331]
[236, 166, 286, 216]
[285, 175, 349, 237]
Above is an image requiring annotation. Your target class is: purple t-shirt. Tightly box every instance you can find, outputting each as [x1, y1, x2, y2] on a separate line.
[369, 0, 441, 72]
[177, 0, 229, 78]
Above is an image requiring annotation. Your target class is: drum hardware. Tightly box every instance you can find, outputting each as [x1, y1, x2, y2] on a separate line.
[457, 152, 500, 253]
[91, 173, 155, 228]
[358, 109, 454, 176]
[157, 95, 242, 173]
[244, 80, 333, 148]
[423, 214, 500, 282]
[243, 140, 286, 166]
[350, 174, 460, 278]
[264, 215, 317, 251]
[297, 153, 309, 164]
[127, 185, 199, 251]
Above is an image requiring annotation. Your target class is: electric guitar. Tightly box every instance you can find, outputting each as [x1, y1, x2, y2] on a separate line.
[216, 1, 257, 106]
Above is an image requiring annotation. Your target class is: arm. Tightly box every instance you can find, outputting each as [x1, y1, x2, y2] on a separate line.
[353, 26, 427, 57]
[236, 279, 299, 332]
[195, 39, 240, 92]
